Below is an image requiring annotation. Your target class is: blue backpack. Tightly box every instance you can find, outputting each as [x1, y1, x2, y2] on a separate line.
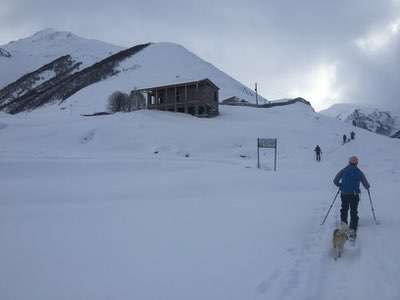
[340, 165, 363, 193]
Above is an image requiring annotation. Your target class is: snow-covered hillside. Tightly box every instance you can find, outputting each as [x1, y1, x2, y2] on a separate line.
[0, 104, 399, 300]
[0, 55, 82, 110]
[1, 30, 266, 114]
[60, 42, 267, 114]
[0, 29, 123, 89]
[321, 103, 400, 138]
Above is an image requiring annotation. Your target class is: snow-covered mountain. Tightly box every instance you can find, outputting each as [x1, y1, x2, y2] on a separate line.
[58, 42, 267, 115]
[320, 103, 400, 138]
[0, 28, 123, 89]
[0, 55, 82, 110]
[0, 30, 267, 115]
[0, 43, 151, 114]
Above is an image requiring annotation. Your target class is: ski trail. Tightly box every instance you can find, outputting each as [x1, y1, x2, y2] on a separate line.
[257, 150, 396, 300]
[300, 199, 399, 300]
[258, 190, 336, 300]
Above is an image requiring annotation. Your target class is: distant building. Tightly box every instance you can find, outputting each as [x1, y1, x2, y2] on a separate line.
[222, 96, 249, 105]
[136, 78, 219, 117]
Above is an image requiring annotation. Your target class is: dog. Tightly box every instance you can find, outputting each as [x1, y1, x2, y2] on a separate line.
[332, 223, 349, 260]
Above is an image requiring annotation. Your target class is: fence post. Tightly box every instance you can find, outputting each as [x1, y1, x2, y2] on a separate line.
[274, 138, 277, 171]
[257, 138, 260, 169]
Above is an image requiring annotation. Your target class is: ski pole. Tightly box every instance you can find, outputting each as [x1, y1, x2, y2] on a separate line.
[320, 189, 340, 225]
[367, 189, 379, 225]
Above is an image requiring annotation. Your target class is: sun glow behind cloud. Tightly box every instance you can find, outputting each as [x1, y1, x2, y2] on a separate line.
[290, 64, 341, 111]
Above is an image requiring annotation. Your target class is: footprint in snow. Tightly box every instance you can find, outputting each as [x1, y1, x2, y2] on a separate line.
[80, 129, 96, 144]
[255, 269, 281, 296]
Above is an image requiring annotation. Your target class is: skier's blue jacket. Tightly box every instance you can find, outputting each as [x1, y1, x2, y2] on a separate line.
[333, 164, 370, 194]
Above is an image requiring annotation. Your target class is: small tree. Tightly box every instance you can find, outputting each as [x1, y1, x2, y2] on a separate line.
[108, 90, 146, 112]
[108, 91, 130, 112]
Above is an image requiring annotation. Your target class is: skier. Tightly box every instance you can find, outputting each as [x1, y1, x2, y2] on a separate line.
[350, 131, 355, 140]
[314, 145, 322, 161]
[333, 156, 370, 241]
[342, 134, 347, 144]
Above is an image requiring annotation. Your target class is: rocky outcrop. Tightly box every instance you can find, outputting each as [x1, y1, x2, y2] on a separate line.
[0, 55, 81, 108]
[345, 109, 397, 136]
[0, 48, 11, 58]
[391, 130, 400, 139]
[1, 43, 150, 114]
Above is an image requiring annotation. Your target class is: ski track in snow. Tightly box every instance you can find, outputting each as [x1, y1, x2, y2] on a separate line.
[256, 137, 399, 300]
[261, 197, 400, 300]
[256, 192, 333, 300]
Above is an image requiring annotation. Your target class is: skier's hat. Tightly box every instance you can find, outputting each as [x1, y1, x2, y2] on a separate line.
[349, 156, 359, 165]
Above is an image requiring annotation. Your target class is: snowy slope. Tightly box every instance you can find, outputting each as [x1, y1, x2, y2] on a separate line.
[56, 42, 266, 114]
[0, 104, 399, 300]
[321, 103, 400, 137]
[0, 29, 123, 89]
[0, 55, 82, 109]
[1, 43, 150, 114]
[319, 103, 362, 120]
[2, 31, 266, 114]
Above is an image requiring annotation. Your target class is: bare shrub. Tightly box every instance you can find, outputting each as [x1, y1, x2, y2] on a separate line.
[108, 91, 130, 112]
[108, 90, 146, 112]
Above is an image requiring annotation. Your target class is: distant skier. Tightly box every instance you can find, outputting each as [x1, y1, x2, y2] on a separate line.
[333, 156, 370, 241]
[342, 134, 347, 144]
[314, 145, 322, 161]
[350, 131, 355, 140]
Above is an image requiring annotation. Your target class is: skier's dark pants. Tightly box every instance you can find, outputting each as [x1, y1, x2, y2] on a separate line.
[316, 153, 321, 161]
[340, 194, 360, 231]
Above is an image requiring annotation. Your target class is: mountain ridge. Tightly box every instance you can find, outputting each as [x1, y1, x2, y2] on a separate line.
[0, 29, 123, 89]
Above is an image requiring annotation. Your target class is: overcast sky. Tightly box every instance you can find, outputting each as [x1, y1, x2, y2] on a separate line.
[1, 0, 399, 110]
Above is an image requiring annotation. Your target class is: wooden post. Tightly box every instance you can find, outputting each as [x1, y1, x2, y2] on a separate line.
[257, 138, 260, 169]
[255, 82, 258, 106]
[216, 90, 219, 115]
[155, 88, 158, 109]
[165, 87, 168, 110]
[174, 86, 177, 112]
[274, 138, 277, 171]
[184, 84, 188, 113]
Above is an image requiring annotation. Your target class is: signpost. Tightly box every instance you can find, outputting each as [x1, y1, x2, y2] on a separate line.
[255, 82, 258, 105]
[257, 138, 277, 171]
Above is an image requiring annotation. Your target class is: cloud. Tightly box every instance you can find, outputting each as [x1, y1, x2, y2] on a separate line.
[289, 63, 343, 109]
[0, 0, 399, 110]
[338, 13, 400, 109]
[356, 17, 400, 52]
